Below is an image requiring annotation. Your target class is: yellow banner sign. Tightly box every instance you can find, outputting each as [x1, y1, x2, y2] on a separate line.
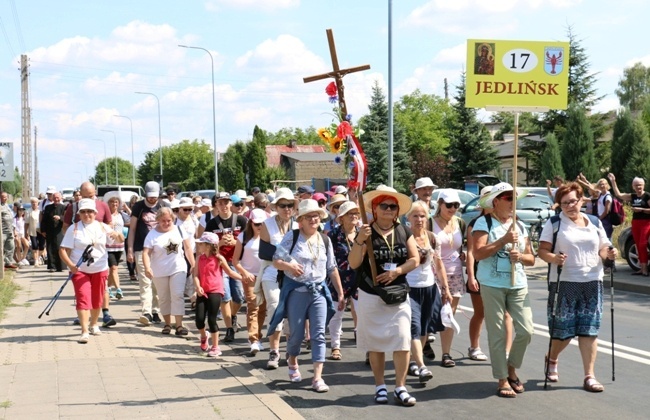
[465, 39, 570, 110]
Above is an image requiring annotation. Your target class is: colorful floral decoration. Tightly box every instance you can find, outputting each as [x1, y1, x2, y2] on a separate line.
[318, 83, 368, 190]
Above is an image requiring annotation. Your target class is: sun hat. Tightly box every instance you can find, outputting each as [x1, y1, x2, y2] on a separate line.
[441, 302, 460, 335]
[46, 186, 57, 194]
[179, 197, 194, 208]
[271, 187, 295, 205]
[363, 185, 412, 217]
[200, 198, 211, 208]
[77, 198, 97, 213]
[334, 185, 348, 195]
[245, 195, 254, 202]
[480, 186, 493, 197]
[480, 182, 528, 209]
[336, 201, 359, 219]
[196, 232, 220, 245]
[145, 181, 160, 198]
[250, 208, 268, 224]
[437, 189, 461, 204]
[234, 189, 247, 199]
[327, 194, 347, 210]
[413, 177, 438, 191]
[297, 199, 328, 220]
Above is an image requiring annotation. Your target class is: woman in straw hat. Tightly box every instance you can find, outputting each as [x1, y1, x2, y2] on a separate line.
[266, 199, 345, 393]
[472, 182, 535, 398]
[59, 198, 124, 344]
[348, 185, 419, 406]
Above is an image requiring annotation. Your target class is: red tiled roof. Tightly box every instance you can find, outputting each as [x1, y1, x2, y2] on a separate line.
[266, 145, 326, 167]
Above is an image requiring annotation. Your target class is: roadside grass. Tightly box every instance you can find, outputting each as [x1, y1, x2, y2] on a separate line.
[0, 271, 20, 322]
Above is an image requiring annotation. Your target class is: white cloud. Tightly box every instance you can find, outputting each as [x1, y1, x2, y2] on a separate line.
[434, 43, 466, 64]
[592, 95, 620, 114]
[235, 34, 324, 76]
[626, 55, 650, 67]
[205, 0, 300, 12]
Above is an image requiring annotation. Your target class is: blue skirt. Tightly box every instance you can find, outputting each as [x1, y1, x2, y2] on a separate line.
[547, 280, 603, 340]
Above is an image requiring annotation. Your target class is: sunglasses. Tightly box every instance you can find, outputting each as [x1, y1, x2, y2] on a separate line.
[253, 222, 263, 227]
[377, 203, 398, 211]
[498, 194, 514, 201]
[444, 202, 460, 209]
[233, 202, 244, 207]
[277, 203, 294, 209]
[332, 204, 342, 210]
[182, 208, 192, 212]
[172, 208, 180, 212]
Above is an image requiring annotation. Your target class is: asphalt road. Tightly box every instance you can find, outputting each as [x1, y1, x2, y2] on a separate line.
[227, 265, 650, 420]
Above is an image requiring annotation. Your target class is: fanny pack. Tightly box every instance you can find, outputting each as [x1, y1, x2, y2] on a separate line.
[363, 272, 409, 306]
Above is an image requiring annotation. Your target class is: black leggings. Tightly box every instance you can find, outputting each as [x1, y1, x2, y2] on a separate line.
[195, 293, 222, 333]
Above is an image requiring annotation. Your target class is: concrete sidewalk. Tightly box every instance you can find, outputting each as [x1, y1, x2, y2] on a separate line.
[0, 266, 303, 420]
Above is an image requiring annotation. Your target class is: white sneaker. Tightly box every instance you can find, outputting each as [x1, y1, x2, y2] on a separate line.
[78, 333, 90, 344]
[250, 342, 262, 355]
[21, 259, 29, 266]
[258, 342, 265, 352]
[90, 326, 102, 336]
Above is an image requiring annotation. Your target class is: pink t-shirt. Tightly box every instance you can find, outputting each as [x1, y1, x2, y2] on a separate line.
[198, 254, 224, 295]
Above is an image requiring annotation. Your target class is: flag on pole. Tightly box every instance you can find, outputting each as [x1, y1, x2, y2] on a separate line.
[347, 134, 367, 191]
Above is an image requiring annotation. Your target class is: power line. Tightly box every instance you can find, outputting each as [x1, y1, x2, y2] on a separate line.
[9, 0, 26, 51]
[0, 15, 16, 58]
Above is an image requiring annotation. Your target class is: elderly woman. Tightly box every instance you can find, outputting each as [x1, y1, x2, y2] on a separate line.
[406, 200, 451, 383]
[106, 196, 125, 299]
[538, 182, 616, 392]
[473, 183, 535, 398]
[59, 199, 123, 343]
[323, 193, 347, 233]
[349, 185, 419, 406]
[326, 200, 360, 361]
[608, 173, 650, 275]
[175, 197, 198, 299]
[258, 187, 298, 369]
[26, 197, 45, 266]
[267, 199, 344, 393]
[142, 207, 196, 336]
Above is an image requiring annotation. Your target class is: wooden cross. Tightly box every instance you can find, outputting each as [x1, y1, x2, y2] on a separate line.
[303, 29, 371, 119]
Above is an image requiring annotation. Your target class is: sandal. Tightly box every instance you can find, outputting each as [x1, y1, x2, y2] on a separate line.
[331, 348, 342, 360]
[507, 376, 525, 393]
[497, 386, 517, 398]
[423, 342, 436, 360]
[311, 379, 330, 393]
[175, 325, 189, 336]
[374, 387, 388, 404]
[161, 324, 172, 335]
[441, 353, 456, 368]
[418, 367, 433, 383]
[288, 364, 302, 383]
[394, 388, 416, 407]
[468, 347, 488, 361]
[408, 361, 420, 376]
[545, 355, 559, 382]
[583, 375, 604, 392]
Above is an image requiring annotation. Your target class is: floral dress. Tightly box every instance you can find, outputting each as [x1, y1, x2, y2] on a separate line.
[327, 224, 358, 301]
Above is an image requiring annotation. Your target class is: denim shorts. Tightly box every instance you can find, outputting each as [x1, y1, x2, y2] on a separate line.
[222, 269, 244, 304]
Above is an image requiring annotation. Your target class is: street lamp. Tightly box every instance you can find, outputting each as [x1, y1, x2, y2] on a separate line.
[113, 114, 135, 185]
[178, 44, 218, 191]
[135, 91, 163, 187]
[101, 129, 118, 185]
[84, 153, 96, 181]
[90, 139, 108, 185]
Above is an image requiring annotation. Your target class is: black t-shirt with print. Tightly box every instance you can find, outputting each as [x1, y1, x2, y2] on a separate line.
[131, 200, 162, 251]
[204, 213, 248, 261]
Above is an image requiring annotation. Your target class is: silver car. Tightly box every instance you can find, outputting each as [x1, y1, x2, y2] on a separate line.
[618, 227, 648, 271]
[459, 193, 554, 229]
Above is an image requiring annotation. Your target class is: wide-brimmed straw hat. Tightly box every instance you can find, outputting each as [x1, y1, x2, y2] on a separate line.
[179, 197, 194, 208]
[297, 199, 328, 220]
[271, 187, 295, 205]
[327, 194, 347, 210]
[77, 198, 97, 214]
[363, 185, 412, 217]
[336, 201, 359, 220]
[479, 182, 528, 209]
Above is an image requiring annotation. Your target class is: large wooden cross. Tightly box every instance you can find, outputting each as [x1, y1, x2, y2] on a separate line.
[303, 29, 371, 119]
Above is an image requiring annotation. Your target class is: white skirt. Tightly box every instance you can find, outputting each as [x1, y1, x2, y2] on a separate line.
[356, 289, 411, 353]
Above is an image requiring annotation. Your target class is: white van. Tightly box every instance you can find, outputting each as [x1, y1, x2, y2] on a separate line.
[97, 185, 145, 199]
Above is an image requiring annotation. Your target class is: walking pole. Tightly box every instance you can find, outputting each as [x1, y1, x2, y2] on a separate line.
[544, 252, 564, 390]
[605, 246, 615, 381]
[38, 245, 94, 319]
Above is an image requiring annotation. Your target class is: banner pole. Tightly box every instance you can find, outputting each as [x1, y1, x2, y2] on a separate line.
[357, 189, 378, 285]
[511, 111, 520, 286]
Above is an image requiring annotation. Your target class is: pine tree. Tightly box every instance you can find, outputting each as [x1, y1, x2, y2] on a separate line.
[218, 141, 247, 192]
[610, 108, 634, 183]
[539, 133, 564, 183]
[561, 105, 598, 181]
[358, 82, 412, 193]
[621, 118, 650, 187]
[447, 73, 500, 185]
[247, 125, 268, 190]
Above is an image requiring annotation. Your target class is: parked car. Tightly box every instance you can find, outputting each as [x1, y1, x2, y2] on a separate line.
[193, 189, 216, 199]
[97, 185, 145, 200]
[61, 187, 75, 201]
[618, 227, 648, 271]
[459, 193, 554, 229]
[178, 191, 194, 199]
[429, 189, 477, 214]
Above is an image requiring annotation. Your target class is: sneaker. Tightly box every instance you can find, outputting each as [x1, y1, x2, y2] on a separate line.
[200, 336, 209, 352]
[250, 341, 262, 355]
[139, 313, 153, 326]
[427, 333, 436, 343]
[468, 347, 488, 361]
[108, 287, 116, 299]
[73, 318, 80, 326]
[115, 288, 123, 300]
[21, 258, 29, 265]
[231, 315, 241, 332]
[102, 314, 117, 328]
[78, 333, 90, 344]
[267, 350, 280, 369]
[4, 264, 18, 270]
[17, 260, 27, 267]
[152, 313, 162, 324]
[90, 326, 102, 336]
[423, 342, 436, 360]
[207, 346, 222, 357]
[223, 327, 235, 343]
[258, 342, 265, 352]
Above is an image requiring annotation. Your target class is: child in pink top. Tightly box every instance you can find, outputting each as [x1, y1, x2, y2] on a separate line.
[193, 232, 241, 357]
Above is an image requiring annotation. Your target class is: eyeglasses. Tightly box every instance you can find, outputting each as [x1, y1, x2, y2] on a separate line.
[497, 194, 514, 202]
[377, 203, 398, 211]
[560, 198, 580, 207]
[253, 222, 263, 227]
[182, 208, 192, 212]
[172, 208, 179, 212]
[332, 204, 342, 210]
[345, 212, 360, 218]
[303, 214, 321, 220]
[444, 202, 460, 209]
[277, 203, 294, 209]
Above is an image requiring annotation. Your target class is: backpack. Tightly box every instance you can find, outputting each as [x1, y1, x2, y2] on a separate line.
[607, 194, 625, 226]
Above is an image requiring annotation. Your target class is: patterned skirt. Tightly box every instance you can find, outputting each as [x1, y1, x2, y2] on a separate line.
[547, 280, 603, 340]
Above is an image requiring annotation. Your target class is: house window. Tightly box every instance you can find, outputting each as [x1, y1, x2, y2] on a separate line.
[502, 168, 512, 184]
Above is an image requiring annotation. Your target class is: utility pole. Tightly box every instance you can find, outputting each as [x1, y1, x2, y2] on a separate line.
[34, 126, 39, 195]
[20, 54, 33, 202]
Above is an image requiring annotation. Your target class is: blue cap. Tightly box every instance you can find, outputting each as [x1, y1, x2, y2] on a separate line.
[298, 185, 314, 195]
[231, 195, 242, 204]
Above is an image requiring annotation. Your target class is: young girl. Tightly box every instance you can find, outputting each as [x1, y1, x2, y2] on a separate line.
[193, 232, 242, 357]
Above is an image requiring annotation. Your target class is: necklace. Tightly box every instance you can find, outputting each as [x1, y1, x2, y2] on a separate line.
[306, 233, 320, 262]
[276, 215, 290, 235]
[375, 222, 394, 231]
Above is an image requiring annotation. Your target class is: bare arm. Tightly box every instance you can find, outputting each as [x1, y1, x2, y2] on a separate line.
[348, 224, 370, 269]
[219, 255, 242, 280]
[607, 173, 631, 202]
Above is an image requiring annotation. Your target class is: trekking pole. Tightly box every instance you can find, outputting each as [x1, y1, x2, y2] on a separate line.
[605, 245, 615, 382]
[38, 245, 94, 319]
[544, 252, 564, 390]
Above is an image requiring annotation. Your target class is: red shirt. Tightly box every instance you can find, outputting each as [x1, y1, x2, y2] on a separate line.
[64, 199, 112, 225]
[198, 254, 224, 295]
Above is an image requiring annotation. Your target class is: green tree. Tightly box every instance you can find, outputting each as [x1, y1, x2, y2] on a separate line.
[137, 139, 215, 190]
[610, 108, 634, 183]
[449, 73, 500, 185]
[218, 141, 247, 192]
[561, 105, 598, 181]
[93, 157, 137, 186]
[264, 166, 288, 188]
[539, 133, 564, 184]
[266, 127, 321, 146]
[410, 152, 451, 189]
[615, 62, 650, 111]
[622, 118, 650, 186]
[642, 97, 650, 133]
[1, 167, 22, 198]
[491, 112, 540, 140]
[358, 82, 412, 193]
[394, 89, 451, 158]
[247, 125, 268, 189]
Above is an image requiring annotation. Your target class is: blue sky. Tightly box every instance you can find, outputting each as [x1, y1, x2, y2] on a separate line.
[0, 0, 648, 192]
